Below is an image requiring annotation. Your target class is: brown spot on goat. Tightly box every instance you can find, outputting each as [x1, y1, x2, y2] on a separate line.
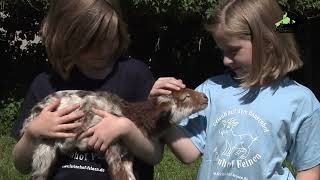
[21, 88, 208, 180]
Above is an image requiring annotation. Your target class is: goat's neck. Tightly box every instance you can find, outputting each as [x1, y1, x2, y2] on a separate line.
[121, 100, 171, 136]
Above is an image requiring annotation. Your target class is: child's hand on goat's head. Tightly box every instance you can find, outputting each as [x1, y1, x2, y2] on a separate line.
[25, 99, 84, 140]
[149, 77, 186, 97]
[78, 107, 134, 153]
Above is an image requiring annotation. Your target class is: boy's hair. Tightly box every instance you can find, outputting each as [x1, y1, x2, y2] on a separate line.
[207, 0, 303, 87]
[41, 0, 129, 80]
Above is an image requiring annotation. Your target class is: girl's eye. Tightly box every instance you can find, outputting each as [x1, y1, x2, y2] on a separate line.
[230, 48, 239, 54]
[224, 48, 238, 56]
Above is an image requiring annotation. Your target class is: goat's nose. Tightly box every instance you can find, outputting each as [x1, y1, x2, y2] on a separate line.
[202, 94, 208, 100]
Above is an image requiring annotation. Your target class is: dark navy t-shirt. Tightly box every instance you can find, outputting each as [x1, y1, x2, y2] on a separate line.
[11, 57, 155, 180]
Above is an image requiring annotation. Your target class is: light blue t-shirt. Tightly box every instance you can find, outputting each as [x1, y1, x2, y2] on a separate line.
[179, 74, 320, 180]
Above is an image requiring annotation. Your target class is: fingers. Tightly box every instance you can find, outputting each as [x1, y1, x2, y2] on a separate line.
[88, 135, 98, 147]
[88, 136, 112, 153]
[57, 122, 82, 132]
[44, 99, 60, 112]
[155, 77, 186, 89]
[150, 77, 186, 97]
[77, 127, 95, 140]
[150, 88, 172, 96]
[54, 132, 78, 139]
[91, 108, 112, 118]
[59, 111, 84, 124]
[57, 103, 81, 116]
[100, 144, 108, 152]
[94, 139, 104, 150]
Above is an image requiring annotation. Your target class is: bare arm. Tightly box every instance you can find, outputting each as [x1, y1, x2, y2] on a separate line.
[162, 126, 201, 164]
[150, 77, 201, 163]
[12, 101, 83, 173]
[12, 132, 38, 173]
[120, 117, 164, 165]
[296, 165, 320, 180]
[82, 77, 196, 165]
[79, 108, 164, 165]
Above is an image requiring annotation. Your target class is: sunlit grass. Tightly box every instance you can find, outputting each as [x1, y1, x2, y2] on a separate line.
[0, 135, 296, 180]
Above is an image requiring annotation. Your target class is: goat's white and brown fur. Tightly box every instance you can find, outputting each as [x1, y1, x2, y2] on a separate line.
[21, 88, 208, 180]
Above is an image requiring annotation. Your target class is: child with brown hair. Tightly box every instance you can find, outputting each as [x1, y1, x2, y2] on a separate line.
[89, 0, 320, 179]
[11, 0, 158, 179]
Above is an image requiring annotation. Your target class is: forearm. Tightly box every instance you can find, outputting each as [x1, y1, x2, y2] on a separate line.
[163, 126, 201, 164]
[121, 120, 164, 165]
[12, 133, 38, 174]
[296, 165, 320, 180]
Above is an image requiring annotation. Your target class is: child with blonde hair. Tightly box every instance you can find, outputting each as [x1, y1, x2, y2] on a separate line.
[11, 0, 157, 179]
[91, 0, 320, 179]
[149, 0, 320, 179]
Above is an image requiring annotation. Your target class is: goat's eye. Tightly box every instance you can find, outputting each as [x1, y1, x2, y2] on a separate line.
[180, 93, 190, 101]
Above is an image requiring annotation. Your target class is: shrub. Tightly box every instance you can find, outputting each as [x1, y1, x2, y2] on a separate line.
[0, 97, 22, 136]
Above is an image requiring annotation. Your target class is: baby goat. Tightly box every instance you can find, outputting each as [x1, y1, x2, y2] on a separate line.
[21, 88, 208, 180]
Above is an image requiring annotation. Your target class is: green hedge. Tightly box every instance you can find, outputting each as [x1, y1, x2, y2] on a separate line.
[0, 98, 22, 136]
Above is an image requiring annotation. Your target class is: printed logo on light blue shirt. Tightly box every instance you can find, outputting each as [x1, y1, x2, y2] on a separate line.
[211, 108, 271, 179]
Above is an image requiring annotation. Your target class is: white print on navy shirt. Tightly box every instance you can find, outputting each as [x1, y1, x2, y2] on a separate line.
[60, 151, 106, 172]
[61, 164, 105, 172]
[69, 151, 105, 162]
[211, 108, 270, 179]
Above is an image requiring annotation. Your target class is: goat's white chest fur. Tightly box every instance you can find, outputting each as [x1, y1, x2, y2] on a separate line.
[22, 89, 208, 180]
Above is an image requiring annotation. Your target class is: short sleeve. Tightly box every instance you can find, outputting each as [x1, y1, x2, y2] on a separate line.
[178, 81, 212, 153]
[288, 108, 320, 171]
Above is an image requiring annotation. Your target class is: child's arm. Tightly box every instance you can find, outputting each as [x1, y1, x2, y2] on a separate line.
[151, 77, 202, 163]
[150, 77, 201, 163]
[79, 77, 201, 165]
[12, 100, 84, 173]
[296, 165, 320, 180]
[162, 126, 202, 164]
[79, 108, 201, 165]
[78, 108, 164, 165]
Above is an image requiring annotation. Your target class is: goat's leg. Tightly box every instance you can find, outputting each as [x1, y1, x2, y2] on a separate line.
[121, 155, 135, 180]
[31, 144, 57, 180]
[105, 145, 136, 180]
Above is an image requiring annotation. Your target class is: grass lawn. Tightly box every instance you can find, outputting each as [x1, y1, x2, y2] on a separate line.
[0, 135, 200, 180]
[0, 135, 296, 180]
[0, 136, 29, 180]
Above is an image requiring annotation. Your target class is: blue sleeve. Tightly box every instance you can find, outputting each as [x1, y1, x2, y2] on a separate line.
[178, 81, 213, 153]
[288, 107, 320, 171]
[178, 113, 208, 153]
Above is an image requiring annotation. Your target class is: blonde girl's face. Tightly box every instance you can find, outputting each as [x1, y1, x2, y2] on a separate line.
[75, 39, 119, 79]
[213, 28, 253, 78]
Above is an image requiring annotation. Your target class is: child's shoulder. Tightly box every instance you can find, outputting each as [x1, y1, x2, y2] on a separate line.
[118, 57, 149, 70]
[194, 74, 233, 96]
[280, 78, 317, 98]
[200, 74, 234, 88]
[276, 78, 320, 109]
[30, 71, 54, 87]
